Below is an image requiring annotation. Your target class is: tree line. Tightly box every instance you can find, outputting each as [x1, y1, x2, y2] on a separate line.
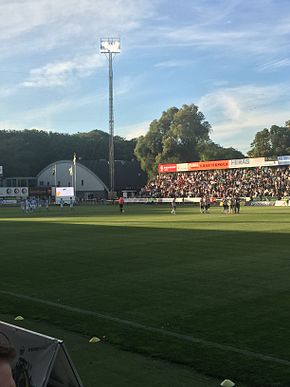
[0, 104, 289, 178]
[0, 129, 136, 177]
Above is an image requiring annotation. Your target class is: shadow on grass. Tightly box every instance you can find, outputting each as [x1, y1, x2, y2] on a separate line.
[0, 218, 290, 387]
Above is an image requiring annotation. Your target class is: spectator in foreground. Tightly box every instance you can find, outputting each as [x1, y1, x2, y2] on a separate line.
[0, 345, 16, 387]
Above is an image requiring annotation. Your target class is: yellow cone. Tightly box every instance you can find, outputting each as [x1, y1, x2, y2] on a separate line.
[14, 316, 24, 321]
[89, 336, 101, 343]
[221, 380, 235, 387]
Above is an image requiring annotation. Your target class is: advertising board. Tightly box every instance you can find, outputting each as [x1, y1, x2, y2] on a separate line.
[56, 187, 74, 197]
[229, 157, 264, 168]
[159, 154, 290, 173]
[55, 187, 75, 204]
[188, 160, 229, 171]
[275, 200, 288, 206]
[278, 155, 290, 165]
[158, 164, 177, 173]
[0, 187, 28, 197]
[176, 163, 189, 172]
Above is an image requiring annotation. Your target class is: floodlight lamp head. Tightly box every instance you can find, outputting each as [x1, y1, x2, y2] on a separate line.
[100, 38, 120, 53]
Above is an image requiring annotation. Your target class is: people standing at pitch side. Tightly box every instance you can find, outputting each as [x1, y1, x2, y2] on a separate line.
[221, 196, 241, 214]
[205, 196, 210, 213]
[235, 196, 241, 214]
[199, 197, 205, 213]
[0, 344, 16, 387]
[171, 197, 176, 214]
[118, 196, 125, 213]
[199, 196, 210, 214]
[222, 197, 228, 214]
[229, 197, 235, 214]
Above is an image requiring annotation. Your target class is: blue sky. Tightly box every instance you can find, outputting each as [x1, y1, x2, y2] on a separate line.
[0, 0, 290, 153]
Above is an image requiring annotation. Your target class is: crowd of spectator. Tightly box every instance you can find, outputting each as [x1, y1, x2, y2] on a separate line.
[140, 166, 290, 199]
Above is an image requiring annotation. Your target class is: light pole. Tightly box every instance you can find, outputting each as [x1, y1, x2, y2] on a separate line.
[100, 37, 120, 196]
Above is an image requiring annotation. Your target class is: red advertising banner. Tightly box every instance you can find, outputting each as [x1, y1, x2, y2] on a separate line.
[187, 160, 229, 171]
[158, 155, 290, 173]
[158, 163, 177, 173]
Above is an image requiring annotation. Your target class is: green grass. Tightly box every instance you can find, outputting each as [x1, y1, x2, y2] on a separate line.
[0, 204, 290, 386]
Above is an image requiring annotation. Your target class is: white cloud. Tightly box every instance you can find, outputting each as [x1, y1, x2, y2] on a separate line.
[257, 58, 290, 72]
[22, 93, 100, 122]
[121, 121, 150, 139]
[198, 84, 290, 150]
[0, 0, 289, 151]
[12, 73, 136, 126]
[0, 120, 24, 131]
[0, 0, 155, 49]
[0, 85, 19, 97]
[147, 2, 290, 57]
[154, 60, 193, 68]
[22, 54, 105, 88]
[0, 119, 54, 132]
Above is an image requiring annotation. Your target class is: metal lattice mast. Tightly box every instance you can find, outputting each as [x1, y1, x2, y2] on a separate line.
[100, 38, 120, 194]
[108, 52, 114, 192]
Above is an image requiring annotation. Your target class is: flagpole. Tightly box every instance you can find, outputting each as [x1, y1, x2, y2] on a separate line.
[73, 153, 77, 198]
[54, 164, 57, 188]
[75, 161, 77, 197]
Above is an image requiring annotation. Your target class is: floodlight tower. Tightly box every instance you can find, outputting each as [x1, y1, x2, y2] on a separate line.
[100, 37, 120, 195]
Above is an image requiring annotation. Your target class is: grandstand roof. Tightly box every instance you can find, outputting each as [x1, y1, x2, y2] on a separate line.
[80, 159, 147, 191]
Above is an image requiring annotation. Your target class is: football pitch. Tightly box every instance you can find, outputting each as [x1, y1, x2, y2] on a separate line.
[0, 204, 290, 387]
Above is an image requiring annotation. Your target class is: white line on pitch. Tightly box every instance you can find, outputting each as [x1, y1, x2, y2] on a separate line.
[1, 289, 290, 366]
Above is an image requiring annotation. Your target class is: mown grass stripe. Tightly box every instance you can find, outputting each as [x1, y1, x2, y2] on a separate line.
[2, 289, 290, 367]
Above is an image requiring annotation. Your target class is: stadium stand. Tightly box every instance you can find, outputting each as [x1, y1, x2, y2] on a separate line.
[140, 166, 290, 199]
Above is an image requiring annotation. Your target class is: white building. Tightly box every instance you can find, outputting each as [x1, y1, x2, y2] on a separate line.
[37, 160, 108, 199]
[3, 159, 147, 199]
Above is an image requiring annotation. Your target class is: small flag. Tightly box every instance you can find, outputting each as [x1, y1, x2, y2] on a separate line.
[73, 153, 77, 165]
[69, 166, 73, 176]
[52, 166, 56, 176]
[89, 336, 101, 343]
[14, 316, 24, 321]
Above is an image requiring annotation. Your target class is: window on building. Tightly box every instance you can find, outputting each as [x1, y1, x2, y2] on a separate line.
[28, 179, 37, 187]
[57, 181, 60, 187]
[81, 179, 84, 186]
[39, 181, 44, 186]
[47, 182, 50, 186]
[68, 182, 71, 186]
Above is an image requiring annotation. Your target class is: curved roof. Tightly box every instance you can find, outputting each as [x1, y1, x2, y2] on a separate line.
[37, 160, 109, 191]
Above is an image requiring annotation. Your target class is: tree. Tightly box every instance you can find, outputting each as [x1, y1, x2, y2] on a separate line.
[198, 141, 244, 161]
[135, 104, 211, 176]
[248, 125, 290, 157]
[0, 129, 136, 177]
[269, 125, 290, 155]
[248, 128, 272, 157]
